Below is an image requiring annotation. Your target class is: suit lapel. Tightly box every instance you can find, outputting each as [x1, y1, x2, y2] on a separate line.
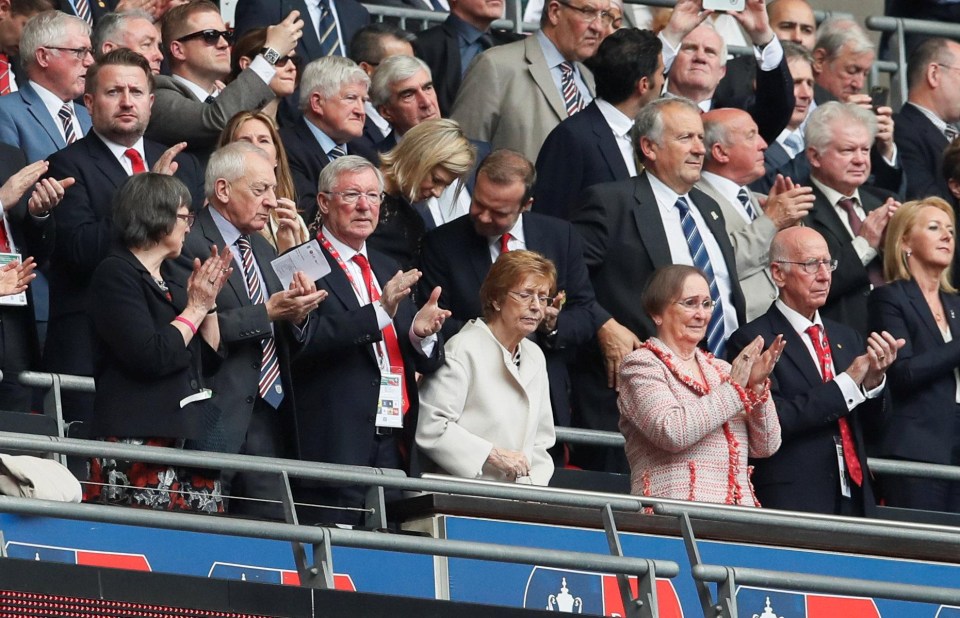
[86, 133, 135, 196]
[769, 305, 823, 387]
[632, 174, 673, 270]
[809, 187, 854, 246]
[588, 104, 629, 179]
[197, 207, 250, 308]
[524, 37, 567, 121]
[901, 278, 943, 341]
[691, 187, 738, 275]
[22, 85, 66, 148]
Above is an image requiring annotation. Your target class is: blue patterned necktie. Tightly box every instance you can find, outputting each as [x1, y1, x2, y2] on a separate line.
[675, 196, 726, 357]
[559, 62, 585, 116]
[316, 0, 341, 57]
[237, 235, 283, 408]
[737, 188, 758, 221]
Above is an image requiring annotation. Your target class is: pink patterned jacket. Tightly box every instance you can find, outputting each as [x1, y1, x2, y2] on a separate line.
[617, 338, 781, 506]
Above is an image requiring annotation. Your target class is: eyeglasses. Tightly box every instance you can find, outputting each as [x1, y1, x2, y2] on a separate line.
[674, 298, 716, 312]
[774, 258, 839, 274]
[176, 29, 235, 45]
[937, 63, 960, 74]
[43, 46, 93, 60]
[326, 191, 385, 205]
[260, 48, 300, 68]
[508, 290, 556, 306]
[176, 213, 196, 228]
[555, 0, 615, 27]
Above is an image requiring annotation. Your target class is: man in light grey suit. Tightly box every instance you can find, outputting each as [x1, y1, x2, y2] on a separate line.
[146, 1, 303, 163]
[698, 107, 814, 321]
[449, 0, 609, 162]
[0, 10, 92, 163]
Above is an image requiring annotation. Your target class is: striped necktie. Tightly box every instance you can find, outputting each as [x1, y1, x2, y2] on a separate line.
[559, 61, 585, 116]
[675, 196, 726, 357]
[236, 235, 283, 408]
[316, 0, 341, 57]
[737, 188, 758, 221]
[0, 54, 10, 96]
[74, 0, 92, 25]
[58, 103, 77, 145]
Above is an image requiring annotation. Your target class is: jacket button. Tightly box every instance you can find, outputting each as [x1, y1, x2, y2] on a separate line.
[371, 379, 379, 387]
[252, 361, 259, 369]
[189, 380, 198, 389]
[246, 395, 254, 404]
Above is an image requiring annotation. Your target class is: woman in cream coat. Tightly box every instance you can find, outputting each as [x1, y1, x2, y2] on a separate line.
[417, 251, 557, 484]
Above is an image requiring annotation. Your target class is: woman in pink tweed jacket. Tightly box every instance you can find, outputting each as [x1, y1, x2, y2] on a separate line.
[618, 266, 784, 506]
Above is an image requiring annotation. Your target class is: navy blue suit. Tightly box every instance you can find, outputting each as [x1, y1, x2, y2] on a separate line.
[895, 103, 952, 202]
[728, 305, 879, 516]
[418, 212, 609, 427]
[533, 101, 631, 220]
[234, 0, 370, 60]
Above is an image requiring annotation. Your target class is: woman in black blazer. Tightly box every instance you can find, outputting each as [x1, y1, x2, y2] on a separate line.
[85, 174, 233, 513]
[868, 196, 960, 512]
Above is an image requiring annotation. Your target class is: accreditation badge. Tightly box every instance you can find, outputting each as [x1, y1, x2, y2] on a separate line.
[376, 370, 404, 428]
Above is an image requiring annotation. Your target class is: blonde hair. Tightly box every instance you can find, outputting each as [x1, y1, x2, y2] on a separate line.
[217, 111, 296, 203]
[883, 196, 956, 292]
[379, 118, 476, 204]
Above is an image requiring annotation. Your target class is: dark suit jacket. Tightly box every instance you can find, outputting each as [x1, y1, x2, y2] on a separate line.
[291, 243, 444, 474]
[752, 144, 906, 199]
[895, 102, 951, 201]
[711, 53, 794, 146]
[234, 0, 370, 60]
[533, 100, 631, 220]
[728, 305, 878, 516]
[0, 142, 53, 411]
[413, 17, 522, 117]
[279, 117, 378, 226]
[804, 185, 891, 333]
[171, 206, 301, 456]
[418, 212, 609, 426]
[43, 133, 204, 422]
[868, 279, 960, 464]
[569, 173, 746, 437]
[88, 248, 213, 440]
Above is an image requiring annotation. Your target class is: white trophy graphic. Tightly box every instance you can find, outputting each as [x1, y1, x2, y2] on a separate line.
[753, 596, 783, 618]
[546, 577, 583, 613]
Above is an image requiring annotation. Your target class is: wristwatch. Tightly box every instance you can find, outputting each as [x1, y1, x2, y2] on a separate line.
[261, 47, 281, 65]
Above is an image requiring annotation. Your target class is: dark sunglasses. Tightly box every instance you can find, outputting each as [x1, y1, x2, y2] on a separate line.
[260, 48, 300, 68]
[176, 28, 235, 45]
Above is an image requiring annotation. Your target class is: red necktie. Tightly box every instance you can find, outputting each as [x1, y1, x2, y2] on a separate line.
[353, 253, 409, 414]
[0, 54, 11, 96]
[0, 220, 11, 253]
[125, 148, 146, 174]
[806, 324, 863, 486]
[499, 233, 511, 255]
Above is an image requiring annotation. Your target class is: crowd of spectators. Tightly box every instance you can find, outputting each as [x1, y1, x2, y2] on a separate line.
[0, 0, 959, 524]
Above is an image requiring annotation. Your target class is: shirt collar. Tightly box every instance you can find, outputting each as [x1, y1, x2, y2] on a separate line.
[29, 80, 72, 118]
[209, 203, 243, 249]
[304, 118, 340, 155]
[447, 13, 486, 44]
[322, 224, 367, 262]
[775, 298, 824, 334]
[809, 175, 861, 208]
[487, 212, 526, 246]
[171, 74, 216, 102]
[594, 98, 634, 138]
[646, 170, 687, 215]
[93, 131, 145, 164]
[699, 171, 743, 205]
[907, 101, 949, 134]
[536, 29, 571, 70]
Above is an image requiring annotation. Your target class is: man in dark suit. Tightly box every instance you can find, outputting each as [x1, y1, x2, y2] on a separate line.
[348, 23, 415, 151]
[291, 155, 448, 525]
[146, 2, 302, 163]
[175, 142, 325, 520]
[895, 37, 960, 202]
[0, 142, 68, 411]
[413, 0, 521, 117]
[803, 101, 900, 333]
[43, 49, 204, 433]
[728, 226, 902, 516]
[0, 10, 93, 163]
[234, 0, 369, 62]
[279, 56, 376, 228]
[570, 97, 746, 471]
[533, 28, 662, 221]
[420, 149, 616, 431]
[663, 0, 793, 145]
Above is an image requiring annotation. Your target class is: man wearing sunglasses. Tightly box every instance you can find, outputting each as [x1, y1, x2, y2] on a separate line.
[146, 0, 303, 163]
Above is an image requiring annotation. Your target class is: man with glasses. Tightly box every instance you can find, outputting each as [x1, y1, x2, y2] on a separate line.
[894, 38, 960, 204]
[804, 101, 900, 333]
[43, 48, 205, 435]
[450, 0, 610, 161]
[0, 10, 91, 163]
[728, 226, 903, 516]
[147, 0, 304, 163]
[291, 155, 448, 525]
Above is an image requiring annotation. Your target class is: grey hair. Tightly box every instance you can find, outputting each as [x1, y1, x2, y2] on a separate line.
[804, 101, 877, 154]
[205, 141, 272, 200]
[814, 16, 874, 58]
[688, 21, 727, 68]
[298, 56, 370, 111]
[317, 155, 384, 193]
[21, 10, 91, 68]
[702, 115, 730, 164]
[370, 54, 431, 107]
[92, 10, 153, 58]
[112, 173, 191, 249]
[634, 96, 700, 155]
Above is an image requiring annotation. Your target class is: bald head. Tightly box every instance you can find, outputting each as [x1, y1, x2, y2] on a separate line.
[702, 108, 767, 185]
[770, 227, 833, 319]
[768, 0, 816, 50]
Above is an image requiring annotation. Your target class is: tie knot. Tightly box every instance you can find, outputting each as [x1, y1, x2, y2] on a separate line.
[737, 188, 751, 206]
[805, 324, 821, 339]
[946, 125, 959, 142]
[560, 61, 574, 76]
[352, 252, 370, 270]
[58, 103, 72, 120]
[329, 145, 346, 160]
[674, 196, 690, 216]
[499, 233, 511, 254]
[837, 197, 858, 213]
[237, 234, 252, 252]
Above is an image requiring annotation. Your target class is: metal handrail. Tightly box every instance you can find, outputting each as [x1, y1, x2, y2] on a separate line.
[0, 494, 678, 581]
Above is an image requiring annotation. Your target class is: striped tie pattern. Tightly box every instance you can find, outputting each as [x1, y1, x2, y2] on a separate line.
[559, 61, 584, 116]
[58, 103, 77, 145]
[0, 54, 10, 96]
[317, 0, 341, 57]
[675, 196, 726, 357]
[74, 0, 92, 25]
[737, 188, 758, 221]
[237, 235, 283, 408]
[328, 144, 346, 160]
